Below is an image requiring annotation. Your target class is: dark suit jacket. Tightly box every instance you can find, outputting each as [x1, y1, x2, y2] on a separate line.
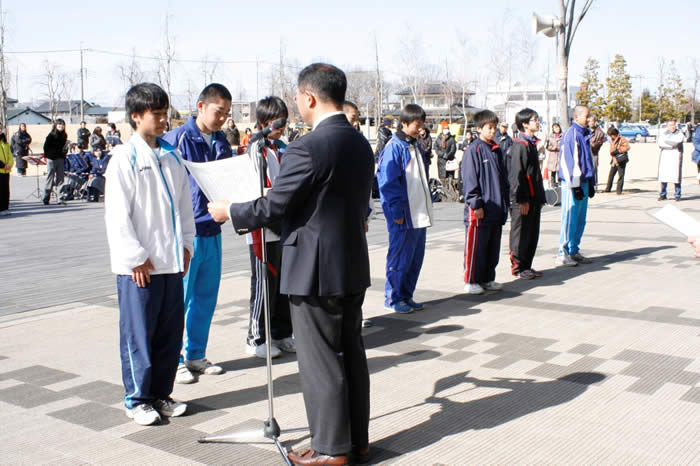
[229, 114, 375, 297]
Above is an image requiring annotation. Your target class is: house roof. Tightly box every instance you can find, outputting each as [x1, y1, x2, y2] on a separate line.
[31, 100, 97, 113]
[85, 106, 112, 116]
[395, 82, 476, 96]
[7, 107, 52, 122]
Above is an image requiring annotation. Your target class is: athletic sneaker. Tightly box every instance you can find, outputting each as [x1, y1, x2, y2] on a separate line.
[0, 210, 10, 216]
[125, 404, 161, 426]
[175, 364, 197, 384]
[570, 253, 592, 264]
[555, 254, 578, 267]
[406, 299, 425, 310]
[482, 281, 503, 291]
[154, 398, 187, 417]
[384, 302, 414, 314]
[530, 269, 543, 277]
[272, 337, 296, 353]
[185, 358, 224, 375]
[464, 283, 484, 295]
[518, 269, 536, 280]
[246, 343, 282, 359]
[362, 319, 373, 328]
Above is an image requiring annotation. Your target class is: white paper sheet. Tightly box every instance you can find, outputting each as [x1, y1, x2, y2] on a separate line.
[652, 204, 700, 237]
[183, 157, 260, 204]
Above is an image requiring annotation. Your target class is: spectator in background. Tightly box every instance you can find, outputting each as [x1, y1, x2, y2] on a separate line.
[11, 123, 31, 176]
[375, 117, 393, 158]
[90, 126, 107, 152]
[497, 123, 513, 157]
[691, 124, 700, 186]
[460, 130, 476, 151]
[343, 101, 361, 132]
[241, 127, 252, 149]
[87, 147, 109, 202]
[604, 127, 630, 195]
[657, 119, 685, 201]
[42, 119, 68, 205]
[417, 126, 433, 172]
[0, 132, 13, 216]
[588, 115, 606, 190]
[436, 126, 457, 180]
[106, 123, 122, 146]
[77, 121, 91, 150]
[223, 118, 240, 148]
[545, 123, 563, 187]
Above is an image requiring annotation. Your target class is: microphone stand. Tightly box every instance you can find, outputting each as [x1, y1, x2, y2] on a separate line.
[199, 137, 303, 465]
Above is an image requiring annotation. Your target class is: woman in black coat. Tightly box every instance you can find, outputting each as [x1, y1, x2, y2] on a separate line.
[11, 123, 32, 176]
[42, 119, 68, 205]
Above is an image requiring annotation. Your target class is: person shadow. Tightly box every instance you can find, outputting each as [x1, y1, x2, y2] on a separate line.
[370, 371, 606, 462]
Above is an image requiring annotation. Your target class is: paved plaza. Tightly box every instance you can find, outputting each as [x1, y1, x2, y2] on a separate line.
[1, 164, 699, 464]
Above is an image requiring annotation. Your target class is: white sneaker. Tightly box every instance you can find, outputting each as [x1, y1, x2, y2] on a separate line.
[272, 337, 296, 353]
[246, 343, 282, 359]
[555, 253, 578, 267]
[175, 364, 196, 384]
[125, 404, 161, 425]
[154, 398, 187, 417]
[0, 210, 10, 216]
[482, 281, 503, 291]
[464, 283, 484, 295]
[185, 358, 224, 375]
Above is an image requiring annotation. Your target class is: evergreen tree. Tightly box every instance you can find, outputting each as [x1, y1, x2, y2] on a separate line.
[603, 54, 633, 122]
[640, 89, 658, 123]
[576, 58, 605, 117]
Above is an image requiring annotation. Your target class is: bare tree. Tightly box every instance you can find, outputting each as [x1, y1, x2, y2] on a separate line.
[398, 32, 436, 105]
[157, 12, 176, 120]
[116, 48, 144, 91]
[201, 54, 219, 87]
[688, 58, 699, 124]
[40, 60, 64, 122]
[0, 3, 8, 131]
[489, 10, 517, 116]
[60, 72, 77, 123]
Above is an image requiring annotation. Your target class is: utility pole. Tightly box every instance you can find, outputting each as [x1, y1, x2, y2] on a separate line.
[80, 43, 85, 123]
[256, 57, 259, 102]
[374, 33, 382, 132]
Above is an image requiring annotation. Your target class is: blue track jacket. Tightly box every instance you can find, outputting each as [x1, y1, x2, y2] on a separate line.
[461, 138, 510, 226]
[558, 121, 595, 189]
[163, 117, 232, 237]
[377, 133, 433, 231]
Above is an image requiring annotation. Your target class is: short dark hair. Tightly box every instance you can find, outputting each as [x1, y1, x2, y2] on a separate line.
[607, 126, 619, 136]
[126, 83, 169, 130]
[473, 109, 499, 129]
[297, 63, 346, 106]
[198, 83, 232, 104]
[399, 104, 426, 124]
[515, 108, 538, 132]
[343, 100, 359, 112]
[256, 96, 288, 126]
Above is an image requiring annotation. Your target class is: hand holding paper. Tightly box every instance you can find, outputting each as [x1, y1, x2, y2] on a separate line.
[208, 201, 231, 223]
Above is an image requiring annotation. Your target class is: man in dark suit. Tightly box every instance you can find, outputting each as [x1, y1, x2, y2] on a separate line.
[209, 63, 375, 466]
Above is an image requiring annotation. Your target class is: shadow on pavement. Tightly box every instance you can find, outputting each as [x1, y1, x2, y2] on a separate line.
[370, 371, 606, 463]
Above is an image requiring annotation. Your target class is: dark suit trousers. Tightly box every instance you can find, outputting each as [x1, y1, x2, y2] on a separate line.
[289, 292, 370, 455]
[509, 203, 542, 275]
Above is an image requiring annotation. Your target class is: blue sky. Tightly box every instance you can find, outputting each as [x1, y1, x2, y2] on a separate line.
[4, 0, 699, 107]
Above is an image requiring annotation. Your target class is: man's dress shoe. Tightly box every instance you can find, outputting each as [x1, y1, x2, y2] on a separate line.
[287, 448, 348, 465]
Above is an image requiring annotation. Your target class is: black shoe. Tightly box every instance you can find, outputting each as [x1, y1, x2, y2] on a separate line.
[657, 196, 666, 201]
[675, 197, 681, 202]
[42, 198, 50, 205]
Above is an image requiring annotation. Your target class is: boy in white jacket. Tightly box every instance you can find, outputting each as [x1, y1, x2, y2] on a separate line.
[105, 83, 195, 426]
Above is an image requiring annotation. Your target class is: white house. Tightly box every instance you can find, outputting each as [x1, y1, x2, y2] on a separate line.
[486, 83, 580, 130]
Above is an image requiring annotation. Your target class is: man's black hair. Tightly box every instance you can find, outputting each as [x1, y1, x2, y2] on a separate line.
[607, 126, 619, 136]
[399, 104, 426, 124]
[198, 83, 232, 104]
[343, 100, 359, 111]
[126, 83, 169, 130]
[515, 107, 538, 132]
[297, 63, 346, 106]
[256, 96, 288, 125]
[473, 109, 499, 129]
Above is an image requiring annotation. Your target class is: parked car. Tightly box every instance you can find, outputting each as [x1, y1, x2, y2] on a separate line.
[618, 124, 650, 143]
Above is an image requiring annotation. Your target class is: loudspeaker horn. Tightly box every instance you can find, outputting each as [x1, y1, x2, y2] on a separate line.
[532, 12, 562, 37]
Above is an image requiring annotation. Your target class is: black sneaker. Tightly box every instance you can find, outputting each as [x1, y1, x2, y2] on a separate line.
[657, 196, 666, 201]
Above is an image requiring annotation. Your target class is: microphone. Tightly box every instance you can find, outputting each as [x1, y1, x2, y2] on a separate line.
[250, 118, 287, 143]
